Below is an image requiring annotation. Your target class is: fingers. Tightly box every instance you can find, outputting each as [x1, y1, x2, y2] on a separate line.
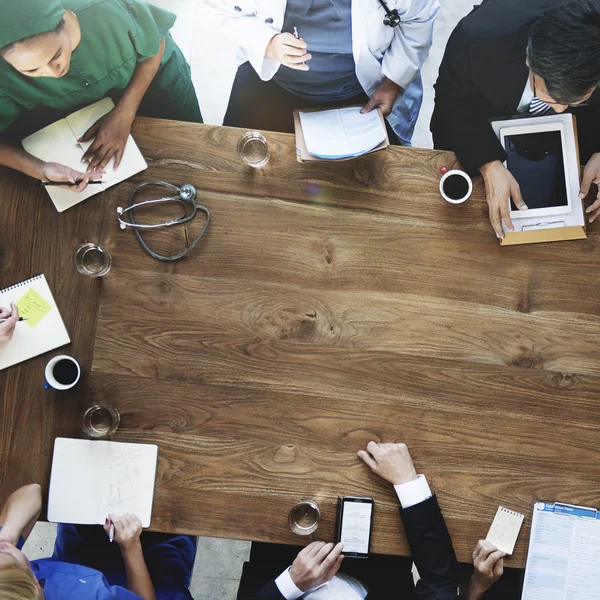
[323, 551, 344, 581]
[357, 449, 378, 471]
[499, 198, 514, 233]
[509, 183, 528, 211]
[281, 43, 309, 57]
[588, 206, 600, 223]
[95, 147, 117, 171]
[489, 204, 504, 239]
[360, 97, 378, 114]
[473, 539, 497, 561]
[480, 549, 506, 571]
[113, 147, 124, 170]
[79, 121, 100, 144]
[366, 441, 382, 459]
[305, 541, 326, 558]
[492, 556, 504, 578]
[314, 542, 335, 564]
[81, 139, 104, 165]
[579, 167, 596, 200]
[279, 32, 307, 50]
[103, 516, 112, 535]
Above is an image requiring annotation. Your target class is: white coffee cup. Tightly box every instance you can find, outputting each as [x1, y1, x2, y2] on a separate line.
[44, 355, 81, 390]
[439, 166, 473, 204]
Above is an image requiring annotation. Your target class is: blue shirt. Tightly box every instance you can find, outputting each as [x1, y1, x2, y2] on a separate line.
[273, 0, 363, 101]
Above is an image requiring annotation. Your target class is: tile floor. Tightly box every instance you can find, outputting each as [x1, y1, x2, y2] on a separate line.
[23, 1, 481, 597]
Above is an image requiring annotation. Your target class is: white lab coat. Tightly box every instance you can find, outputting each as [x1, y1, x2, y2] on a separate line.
[201, 0, 440, 144]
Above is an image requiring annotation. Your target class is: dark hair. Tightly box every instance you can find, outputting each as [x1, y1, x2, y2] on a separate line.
[528, 0, 600, 103]
[0, 15, 66, 58]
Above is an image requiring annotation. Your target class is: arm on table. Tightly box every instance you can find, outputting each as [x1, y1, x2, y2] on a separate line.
[0, 484, 43, 544]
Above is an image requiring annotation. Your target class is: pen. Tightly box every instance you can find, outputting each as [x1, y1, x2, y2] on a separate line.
[0, 317, 28, 323]
[109, 522, 115, 543]
[40, 181, 103, 186]
[293, 27, 306, 66]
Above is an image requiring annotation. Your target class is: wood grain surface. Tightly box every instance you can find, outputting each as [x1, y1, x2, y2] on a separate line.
[2, 119, 600, 568]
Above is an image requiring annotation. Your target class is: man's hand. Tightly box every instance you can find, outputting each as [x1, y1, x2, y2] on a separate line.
[40, 162, 104, 193]
[580, 152, 600, 223]
[358, 442, 418, 485]
[0, 302, 19, 344]
[465, 540, 506, 600]
[104, 514, 142, 552]
[80, 107, 136, 171]
[361, 78, 403, 117]
[265, 33, 311, 71]
[479, 160, 528, 239]
[289, 541, 344, 592]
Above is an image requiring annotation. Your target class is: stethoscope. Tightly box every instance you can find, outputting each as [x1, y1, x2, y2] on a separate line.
[116, 181, 210, 261]
[378, 0, 401, 27]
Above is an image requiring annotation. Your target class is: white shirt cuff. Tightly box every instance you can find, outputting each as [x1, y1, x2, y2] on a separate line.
[394, 475, 432, 508]
[275, 568, 304, 600]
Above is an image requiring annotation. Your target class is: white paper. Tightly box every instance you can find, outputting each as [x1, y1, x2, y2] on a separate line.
[340, 501, 372, 554]
[486, 506, 524, 555]
[48, 438, 158, 528]
[522, 503, 600, 600]
[299, 107, 386, 159]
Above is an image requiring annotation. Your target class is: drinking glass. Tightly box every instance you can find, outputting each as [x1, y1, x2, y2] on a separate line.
[237, 132, 270, 168]
[82, 404, 121, 438]
[74, 243, 112, 276]
[288, 500, 320, 535]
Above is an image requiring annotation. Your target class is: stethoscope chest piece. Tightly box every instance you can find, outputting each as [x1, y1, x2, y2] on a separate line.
[117, 180, 210, 261]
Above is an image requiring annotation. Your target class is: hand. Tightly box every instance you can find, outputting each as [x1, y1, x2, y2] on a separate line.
[479, 160, 527, 239]
[580, 152, 600, 223]
[289, 541, 344, 592]
[0, 302, 18, 344]
[466, 540, 506, 600]
[265, 33, 311, 71]
[80, 106, 136, 171]
[40, 162, 105, 193]
[104, 514, 142, 552]
[361, 78, 403, 117]
[357, 442, 418, 485]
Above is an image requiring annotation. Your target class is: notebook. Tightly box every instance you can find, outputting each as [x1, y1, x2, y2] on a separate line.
[0, 274, 70, 370]
[48, 438, 159, 528]
[485, 505, 524, 555]
[521, 501, 600, 599]
[22, 98, 148, 212]
[293, 105, 389, 162]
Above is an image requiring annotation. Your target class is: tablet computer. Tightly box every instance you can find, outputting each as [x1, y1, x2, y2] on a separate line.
[500, 122, 572, 220]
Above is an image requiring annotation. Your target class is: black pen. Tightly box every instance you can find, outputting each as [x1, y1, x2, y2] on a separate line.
[0, 317, 29, 323]
[40, 180, 103, 186]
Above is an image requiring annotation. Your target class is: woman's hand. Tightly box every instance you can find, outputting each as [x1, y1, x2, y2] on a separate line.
[580, 152, 600, 223]
[361, 78, 403, 117]
[0, 303, 19, 344]
[105, 514, 143, 552]
[40, 162, 105, 192]
[80, 106, 136, 171]
[265, 33, 311, 71]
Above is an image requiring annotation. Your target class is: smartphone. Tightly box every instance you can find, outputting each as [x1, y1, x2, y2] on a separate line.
[336, 496, 374, 559]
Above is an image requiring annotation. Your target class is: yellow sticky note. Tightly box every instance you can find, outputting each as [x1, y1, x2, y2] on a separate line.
[16, 288, 53, 328]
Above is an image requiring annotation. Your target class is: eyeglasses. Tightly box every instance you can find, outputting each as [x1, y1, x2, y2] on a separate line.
[532, 74, 592, 107]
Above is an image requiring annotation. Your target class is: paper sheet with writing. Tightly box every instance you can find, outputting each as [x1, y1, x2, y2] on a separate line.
[298, 107, 386, 159]
[16, 287, 53, 328]
[486, 506, 524, 555]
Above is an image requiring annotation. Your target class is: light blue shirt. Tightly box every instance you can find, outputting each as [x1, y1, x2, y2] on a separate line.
[274, 0, 363, 101]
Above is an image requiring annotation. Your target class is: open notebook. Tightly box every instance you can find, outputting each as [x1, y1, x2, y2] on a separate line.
[0, 274, 70, 370]
[48, 438, 159, 528]
[22, 98, 148, 212]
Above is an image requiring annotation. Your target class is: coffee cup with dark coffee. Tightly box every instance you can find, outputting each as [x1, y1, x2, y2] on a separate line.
[44, 355, 81, 390]
[439, 166, 472, 204]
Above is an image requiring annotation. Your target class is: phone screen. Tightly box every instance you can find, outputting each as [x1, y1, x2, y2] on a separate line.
[339, 499, 373, 556]
[504, 131, 568, 211]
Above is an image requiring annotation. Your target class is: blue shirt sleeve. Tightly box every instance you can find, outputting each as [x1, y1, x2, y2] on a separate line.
[0, 526, 25, 550]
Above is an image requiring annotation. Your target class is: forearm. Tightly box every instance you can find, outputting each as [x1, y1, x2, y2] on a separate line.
[0, 139, 44, 179]
[0, 484, 42, 544]
[122, 543, 156, 600]
[117, 38, 165, 117]
[464, 579, 488, 600]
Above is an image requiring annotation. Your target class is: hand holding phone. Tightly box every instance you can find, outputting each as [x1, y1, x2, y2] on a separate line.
[357, 442, 418, 485]
[289, 541, 344, 591]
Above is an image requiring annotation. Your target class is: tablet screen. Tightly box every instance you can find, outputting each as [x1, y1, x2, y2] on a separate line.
[504, 131, 568, 211]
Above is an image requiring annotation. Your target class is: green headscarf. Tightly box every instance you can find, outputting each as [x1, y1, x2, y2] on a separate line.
[0, 0, 65, 50]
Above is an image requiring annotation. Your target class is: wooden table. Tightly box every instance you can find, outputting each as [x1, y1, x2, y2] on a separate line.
[2, 119, 600, 566]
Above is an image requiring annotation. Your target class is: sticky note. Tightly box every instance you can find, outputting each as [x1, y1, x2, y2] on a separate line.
[486, 506, 525, 555]
[16, 288, 53, 328]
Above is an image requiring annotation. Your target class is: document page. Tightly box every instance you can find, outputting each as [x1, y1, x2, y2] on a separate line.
[299, 107, 386, 159]
[566, 519, 600, 599]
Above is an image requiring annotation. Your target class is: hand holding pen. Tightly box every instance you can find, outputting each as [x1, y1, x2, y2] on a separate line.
[0, 302, 19, 344]
[265, 29, 311, 71]
[39, 161, 105, 193]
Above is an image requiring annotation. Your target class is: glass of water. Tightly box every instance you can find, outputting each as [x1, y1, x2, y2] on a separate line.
[288, 500, 320, 535]
[82, 404, 121, 438]
[237, 131, 270, 168]
[75, 243, 112, 277]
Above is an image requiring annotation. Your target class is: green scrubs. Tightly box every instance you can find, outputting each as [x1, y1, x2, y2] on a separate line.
[0, 0, 202, 137]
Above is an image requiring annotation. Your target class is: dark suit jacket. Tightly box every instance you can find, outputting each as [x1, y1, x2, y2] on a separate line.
[237, 496, 459, 600]
[430, 0, 600, 175]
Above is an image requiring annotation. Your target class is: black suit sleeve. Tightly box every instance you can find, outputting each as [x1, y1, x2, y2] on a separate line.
[400, 496, 460, 600]
[238, 578, 286, 600]
[430, 18, 507, 174]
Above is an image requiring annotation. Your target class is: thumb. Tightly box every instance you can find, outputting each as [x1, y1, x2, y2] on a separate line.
[510, 181, 527, 210]
[361, 97, 378, 114]
[579, 166, 596, 199]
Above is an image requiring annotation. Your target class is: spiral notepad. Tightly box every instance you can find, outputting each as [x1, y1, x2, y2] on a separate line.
[0, 275, 70, 370]
[486, 506, 525, 555]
